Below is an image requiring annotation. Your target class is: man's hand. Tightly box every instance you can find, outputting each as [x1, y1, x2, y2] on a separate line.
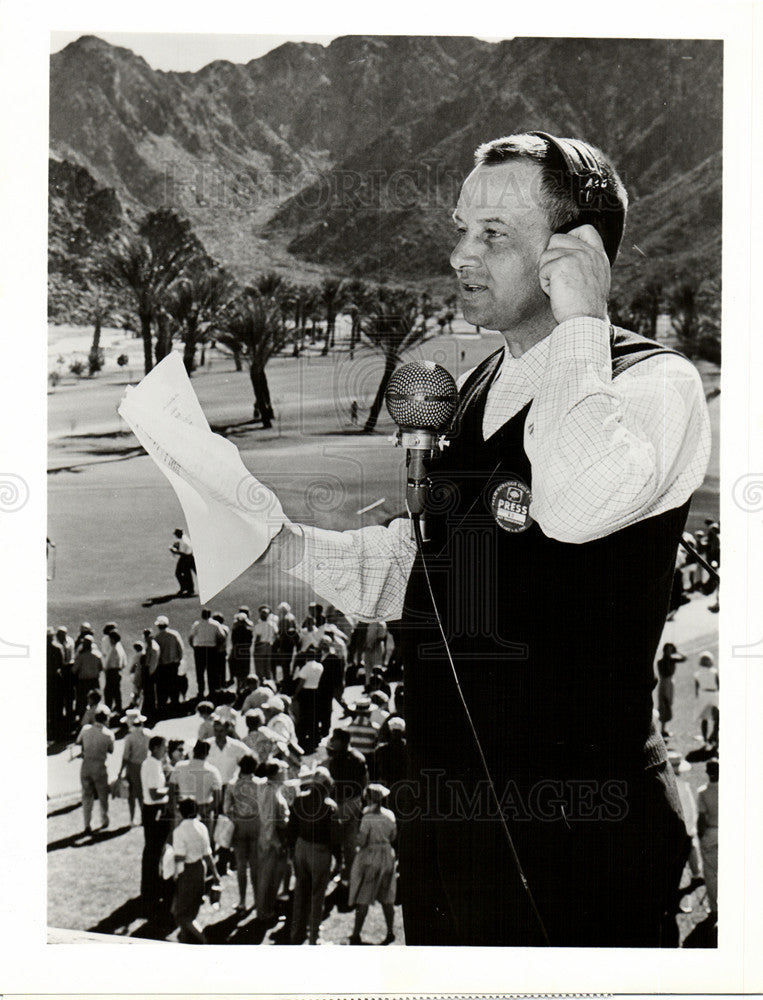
[538, 224, 611, 325]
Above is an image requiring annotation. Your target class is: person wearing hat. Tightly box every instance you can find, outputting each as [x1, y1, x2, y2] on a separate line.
[655, 643, 687, 739]
[346, 696, 379, 757]
[171, 796, 221, 942]
[253, 605, 278, 680]
[71, 635, 103, 721]
[288, 767, 338, 944]
[325, 728, 368, 885]
[348, 783, 397, 945]
[694, 651, 719, 747]
[119, 708, 150, 825]
[169, 527, 196, 596]
[170, 739, 222, 834]
[153, 615, 184, 717]
[370, 716, 407, 797]
[697, 758, 719, 923]
[229, 611, 255, 694]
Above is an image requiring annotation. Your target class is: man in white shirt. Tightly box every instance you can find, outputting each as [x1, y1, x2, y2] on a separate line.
[140, 734, 170, 918]
[189, 608, 225, 700]
[170, 527, 196, 596]
[206, 717, 250, 787]
[252, 605, 278, 680]
[76, 708, 114, 834]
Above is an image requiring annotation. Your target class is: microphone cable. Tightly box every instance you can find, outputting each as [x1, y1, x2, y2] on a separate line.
[411, 512, 551, 947]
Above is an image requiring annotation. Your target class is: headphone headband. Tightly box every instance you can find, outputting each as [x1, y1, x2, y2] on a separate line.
[529, 130, 624, 263]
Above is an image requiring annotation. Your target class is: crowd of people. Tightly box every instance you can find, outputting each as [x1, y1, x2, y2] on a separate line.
[48, 599, 406, 944]
[47, 519, 719, 944]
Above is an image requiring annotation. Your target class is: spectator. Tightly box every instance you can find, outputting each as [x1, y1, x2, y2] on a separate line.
[253, 605, 277, 680]
[325, 728, 368, 884]
[172, 797, 220, 943]
[346, 697, 379, 756]
[72, 636, 103, 720]
[667, 750, 703, 907]
[229, 612, 254, 694]
[140, 628, 161, 725]
[103, 629, 127, 714]
[370, 717, 407, 796]
[153, 615, 184, 717]
[655, 643, 686, 738]
[119, 708, 149, 826]
[76, 707, 114, 834]
[316, 638, 345, 741]
[361, 620, 387, 689]
[273, 602, 298, 684]
[697, 758, 719, 923]
[170, 739, 222, 832]
[195, 701, 215, 741]
[55, 626, 76, 733]
[140, 735, 170, 919]
[241, 679, 275, 715]
[289, 768, 338, 944]
[78, 689, 107, 732]
[206, 717, 250, 790]
[211, 613, 230, 692]
[255, 759, 290, 928]
[348, 783, 397, 945]
[128, 641, 144, 708]
[293, 646, 324, 753]
[694, 651, 719, 747]
[224, 754, 261, 912]
[369, 691, 391, 730]
[46, 628, 65, 741]
[100, 622, 118, 660]
[189, 609, 223, 701]
[73, 622, 94, 655]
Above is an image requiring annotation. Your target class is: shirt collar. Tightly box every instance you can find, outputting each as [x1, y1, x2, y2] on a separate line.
[494, 335, 551, 395]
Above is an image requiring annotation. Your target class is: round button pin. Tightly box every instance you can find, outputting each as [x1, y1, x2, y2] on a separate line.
[489, 477, 533, 533]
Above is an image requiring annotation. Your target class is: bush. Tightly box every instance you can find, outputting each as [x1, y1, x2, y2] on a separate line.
[69, 359, 85, 377]
[117, 354, 129, 367]
[48, 370, 61, 387]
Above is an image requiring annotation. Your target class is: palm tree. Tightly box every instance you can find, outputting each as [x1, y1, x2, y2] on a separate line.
[319, 277, 344, 355]
[217, 291, 288, 428]
[101, 210, 204, 374]
[667, 281, 700, 358]
[164, 265, 236, 374]
[362, 285, 429, 432]
[342, 278, 373, 359]
[628, 280, 663, 340]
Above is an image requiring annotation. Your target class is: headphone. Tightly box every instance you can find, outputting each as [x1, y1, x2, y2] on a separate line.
[529, 131, 625, 264]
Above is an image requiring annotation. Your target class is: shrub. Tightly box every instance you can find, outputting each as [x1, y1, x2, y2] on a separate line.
[117, 354, 129, 367]
[69, 359, 85, 377]
[48, 370, 61, 387]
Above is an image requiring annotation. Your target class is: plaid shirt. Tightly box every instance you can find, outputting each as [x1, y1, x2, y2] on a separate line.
[286, 317, 711, 621]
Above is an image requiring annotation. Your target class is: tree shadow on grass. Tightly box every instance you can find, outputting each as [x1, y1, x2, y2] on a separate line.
[87, 896, 145, 935]
[47, 825, 131, 853]
[47, 800, 81, 818]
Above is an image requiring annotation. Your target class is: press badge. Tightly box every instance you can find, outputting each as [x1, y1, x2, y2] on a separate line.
[489, 477, 533, 533]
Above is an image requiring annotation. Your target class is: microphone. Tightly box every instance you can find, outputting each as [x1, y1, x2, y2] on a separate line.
[384, 360, 458, 517]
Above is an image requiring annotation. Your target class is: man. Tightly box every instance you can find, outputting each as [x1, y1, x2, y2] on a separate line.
[46, 628, 65, 741]
[251, 131, 710, 946]
[71, 636, 103, 720]
[189, 608, 224, 700]
[206, 717, 250, 789]
[140, 628, 161, 725]
[55, 626, 76, 733]
[697, 757, 719, 925]
[153, 615, 184, 717]
[76, 708, 114, 834]
[140, 734, 171, 919]
[103, 629, 127, 714]
[170, 527, 196, 596]
[252, 605, 277, 680]
[324, 728, 368, 885]
[169, 739, 223, 831]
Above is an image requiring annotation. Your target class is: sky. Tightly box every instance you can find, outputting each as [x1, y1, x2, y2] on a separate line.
[49, 31, 507, 72]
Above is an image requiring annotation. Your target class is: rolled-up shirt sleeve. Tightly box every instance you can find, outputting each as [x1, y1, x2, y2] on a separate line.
[526, 317, 711, 543]
[284, 518, 416, 622]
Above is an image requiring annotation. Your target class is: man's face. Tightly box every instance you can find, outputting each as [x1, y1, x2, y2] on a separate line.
[450, 160, 553, 334]
[213, 720, 226, 740]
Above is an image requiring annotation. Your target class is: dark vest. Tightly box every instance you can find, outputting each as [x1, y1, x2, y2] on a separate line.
[400, 328, 691, 791]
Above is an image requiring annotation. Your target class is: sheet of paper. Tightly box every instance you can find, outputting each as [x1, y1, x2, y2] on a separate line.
[118, 351, 284, 602]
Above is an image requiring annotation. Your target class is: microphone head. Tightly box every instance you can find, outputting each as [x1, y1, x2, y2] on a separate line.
[384, 360, 458, 431]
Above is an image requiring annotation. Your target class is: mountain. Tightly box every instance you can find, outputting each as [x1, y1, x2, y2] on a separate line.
[49, 34, 722, 318]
